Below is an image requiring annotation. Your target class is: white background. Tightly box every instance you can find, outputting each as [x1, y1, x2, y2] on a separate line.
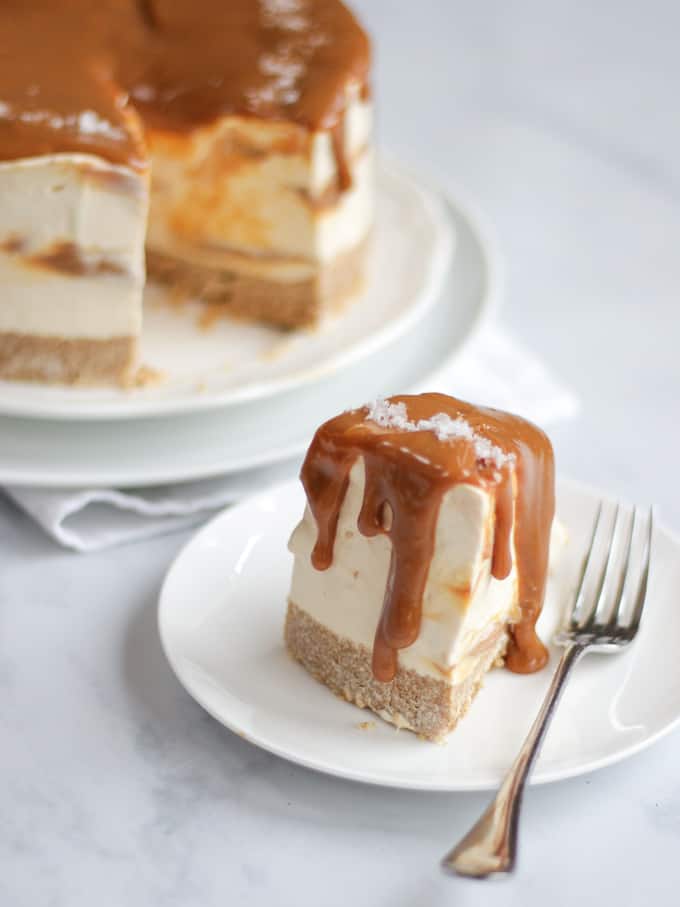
[2, 2, 679, 904]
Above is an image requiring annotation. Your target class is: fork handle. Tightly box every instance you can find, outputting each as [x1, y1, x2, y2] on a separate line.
[442, 642, 585, 878]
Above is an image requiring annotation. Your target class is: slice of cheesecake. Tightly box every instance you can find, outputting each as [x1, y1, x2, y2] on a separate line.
[0, 0, 371, 385]
[0, 4, 149, 384]
[0, 153, 148, 385]
[286, 393, 556, 741]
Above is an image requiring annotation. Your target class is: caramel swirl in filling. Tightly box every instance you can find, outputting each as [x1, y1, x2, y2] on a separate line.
[301, 394, 555, 682]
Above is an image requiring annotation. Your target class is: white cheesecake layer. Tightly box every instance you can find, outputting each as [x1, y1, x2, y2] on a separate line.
[0, 154, 148, 338]
[288, 459, 521, 685]
[146, 83, 372, 271]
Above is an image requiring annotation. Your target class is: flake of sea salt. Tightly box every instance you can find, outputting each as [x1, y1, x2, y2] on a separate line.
[364, 398, 515, 469]
[365, 397, 411, 431]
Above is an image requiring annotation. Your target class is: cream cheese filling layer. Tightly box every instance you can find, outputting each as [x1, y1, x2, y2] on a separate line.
[146, 85, 372, 269]
[0, 153, 147, 338]
[0, 263, 143, 338]
[146, 151, 372, 282]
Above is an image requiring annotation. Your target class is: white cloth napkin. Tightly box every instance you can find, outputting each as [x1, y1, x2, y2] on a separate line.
[4, 325, 578, 552]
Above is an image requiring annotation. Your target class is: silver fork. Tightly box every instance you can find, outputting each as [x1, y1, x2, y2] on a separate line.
[441, 502, 654, 879]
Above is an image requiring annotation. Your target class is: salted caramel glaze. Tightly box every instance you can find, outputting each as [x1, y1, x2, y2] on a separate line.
[0, 0, 370, 173]
[300, 394, 555, 682]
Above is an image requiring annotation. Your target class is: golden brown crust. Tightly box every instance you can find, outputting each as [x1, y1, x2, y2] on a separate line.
[0, 332, 136, 386]
[284, 601, 508, 742]
[0, 236, 367, 386]
[146, 236, 368, 329]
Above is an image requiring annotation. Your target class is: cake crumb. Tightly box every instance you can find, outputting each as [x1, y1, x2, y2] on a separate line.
[128, 364, 165, 388]
[418, 732, 446, 745]
[260, 336, 295, 362]
[357, 721, 375, 731]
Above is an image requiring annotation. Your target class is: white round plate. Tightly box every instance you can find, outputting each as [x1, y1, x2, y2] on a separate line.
[0, 185, 497, 487]
[159, 477, 680, 791]
[0, 160, 453, 421]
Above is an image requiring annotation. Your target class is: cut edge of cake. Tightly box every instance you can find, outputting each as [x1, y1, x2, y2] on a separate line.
[285, 601, 509, 742]
[287, 460, 523, 741]
[0, 152, 149, 386]
[144, 80, 373, 329]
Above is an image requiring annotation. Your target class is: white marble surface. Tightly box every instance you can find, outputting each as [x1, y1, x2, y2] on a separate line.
[3, 2, 680, 903]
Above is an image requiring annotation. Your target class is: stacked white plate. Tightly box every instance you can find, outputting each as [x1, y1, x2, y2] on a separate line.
[0, 160, 498, 488]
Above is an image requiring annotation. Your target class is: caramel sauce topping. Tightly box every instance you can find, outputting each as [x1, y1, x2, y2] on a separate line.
[0, 1, 370, 180]
[301, 394, 555, 682]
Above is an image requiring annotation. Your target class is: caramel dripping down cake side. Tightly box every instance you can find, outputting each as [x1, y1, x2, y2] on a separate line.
[286, 393, 556, 741]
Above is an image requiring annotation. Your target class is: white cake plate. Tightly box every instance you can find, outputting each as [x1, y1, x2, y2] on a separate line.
[0, 182, 498, 488]
[0, 160, 453, 421]
[158, 477, 680, 792]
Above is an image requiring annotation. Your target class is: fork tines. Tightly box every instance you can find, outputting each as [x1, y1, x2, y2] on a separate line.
[563, 502, 653, 644]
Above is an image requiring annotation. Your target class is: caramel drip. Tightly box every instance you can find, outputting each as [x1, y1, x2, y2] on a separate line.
[0, 1, 370, 170]
[358, 452, 449, 681]
[330, 117, 352, 191]
[504, 438, 555, 673]
[300, 394, 555, 682]
[491, 476, 514, 581]
[302, 442, 355, 572]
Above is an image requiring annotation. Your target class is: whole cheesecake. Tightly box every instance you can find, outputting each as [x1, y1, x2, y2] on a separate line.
[286, 393, 557, 741]
[0, 0, 372, 385]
